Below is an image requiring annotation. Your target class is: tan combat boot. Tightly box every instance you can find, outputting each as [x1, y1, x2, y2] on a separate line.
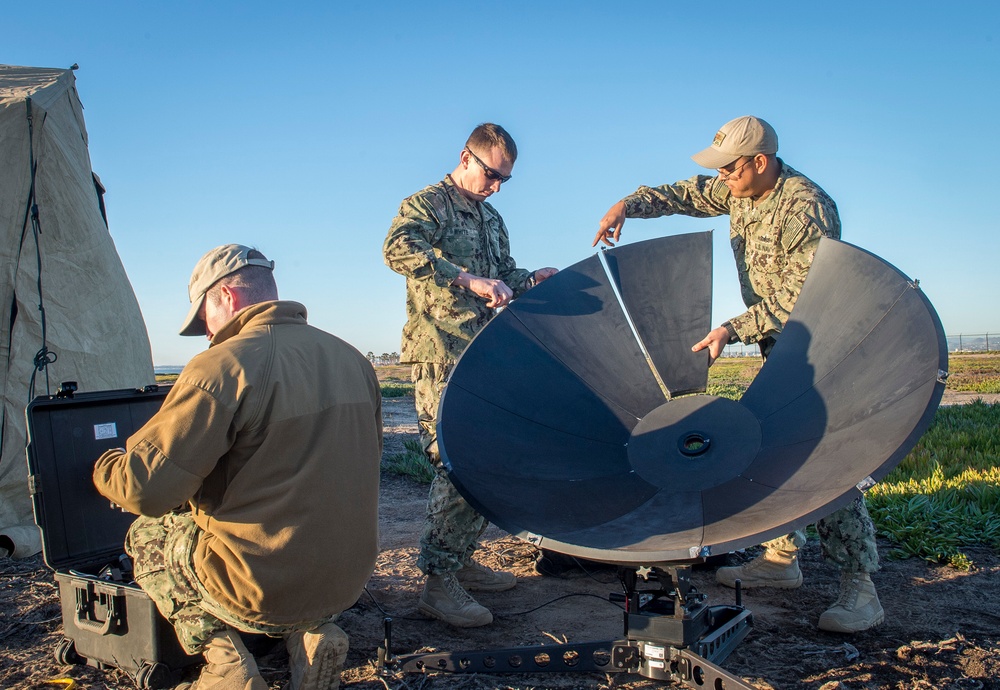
[418, 572, 493, 627]
[456, 560, 517, 592]
[285, 621, 349, 690]
[818, 571, 884, 633]
[715, 548, 803, 589]
[176, 629, 267, 690]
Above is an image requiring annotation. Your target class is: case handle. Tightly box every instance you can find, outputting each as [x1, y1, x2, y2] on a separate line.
[74, 582, 124, 635]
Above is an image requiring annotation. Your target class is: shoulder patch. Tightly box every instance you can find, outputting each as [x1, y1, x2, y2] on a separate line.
[710, 177, 732, 205]
[780, 213, 808, 252]
[425, 183, 456, 230]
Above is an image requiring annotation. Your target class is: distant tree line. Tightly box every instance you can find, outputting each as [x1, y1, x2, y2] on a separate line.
[367, 352, 401, 366]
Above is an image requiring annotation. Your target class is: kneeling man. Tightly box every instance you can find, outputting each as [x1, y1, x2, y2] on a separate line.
[94, 244, 382, 689]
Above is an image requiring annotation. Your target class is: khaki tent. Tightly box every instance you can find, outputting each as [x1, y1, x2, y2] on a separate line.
[0, 65, 154, 558]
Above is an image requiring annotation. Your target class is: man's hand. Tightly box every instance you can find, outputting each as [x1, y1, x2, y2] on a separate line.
[533, 267, 558, 283]
[691, 325, 731, 367]
[592, 201, 627, 247]
[453, 272, 514, 308]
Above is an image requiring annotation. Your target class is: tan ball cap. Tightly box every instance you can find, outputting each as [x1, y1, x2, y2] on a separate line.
[691, 115, 778, 169]
[179, 244, 274, 336]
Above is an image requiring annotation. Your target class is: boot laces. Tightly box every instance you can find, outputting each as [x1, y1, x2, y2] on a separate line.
[443, 573, 477, 606]
[833, 572, 863, 610]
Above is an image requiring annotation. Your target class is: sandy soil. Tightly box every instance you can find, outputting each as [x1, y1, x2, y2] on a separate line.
[2, 394, 999, 690]
[939, 390, 1000, 406]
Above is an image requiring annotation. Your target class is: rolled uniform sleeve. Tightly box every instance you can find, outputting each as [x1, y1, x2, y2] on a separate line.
[622, 175, 731, 220]
[93, 383, 237, 517]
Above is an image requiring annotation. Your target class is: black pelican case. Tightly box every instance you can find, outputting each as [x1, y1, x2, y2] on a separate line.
[25, 383, 198, 689]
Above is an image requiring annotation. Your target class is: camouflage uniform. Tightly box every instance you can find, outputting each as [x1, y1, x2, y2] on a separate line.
[621, 160, 879, 573]
[384, 175, 532, 575]
[125, 513, 331, 654]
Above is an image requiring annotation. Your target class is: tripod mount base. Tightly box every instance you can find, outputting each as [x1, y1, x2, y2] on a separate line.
[379, 564, 754, 689]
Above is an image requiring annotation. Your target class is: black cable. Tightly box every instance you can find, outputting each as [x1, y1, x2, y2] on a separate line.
[498, 592, 622, 618]
[567, 557, 620, 585]
[21, 97, 55, 402]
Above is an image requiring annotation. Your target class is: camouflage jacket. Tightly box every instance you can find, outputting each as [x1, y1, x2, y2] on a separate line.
[383, 175, 533, 363]
[622, 160, 840, 344]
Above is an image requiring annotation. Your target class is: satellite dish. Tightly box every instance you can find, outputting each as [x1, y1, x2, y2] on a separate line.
[438, 233, 947, 564]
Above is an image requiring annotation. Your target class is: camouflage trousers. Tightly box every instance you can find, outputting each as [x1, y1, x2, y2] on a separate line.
[764, 495, 880, 573]
[125, 512, 330, 654]
[412, 362, 487, 576]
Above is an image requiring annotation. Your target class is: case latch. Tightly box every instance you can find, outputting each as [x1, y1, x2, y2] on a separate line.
[56, 381, 78, 398]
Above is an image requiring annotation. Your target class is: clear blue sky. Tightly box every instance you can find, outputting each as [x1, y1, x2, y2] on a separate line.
[7, 2, 999, 366]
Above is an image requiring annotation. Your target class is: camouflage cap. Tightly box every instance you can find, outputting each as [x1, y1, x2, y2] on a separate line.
[691, 116, 778, 169]
[179, 244, 274, 336]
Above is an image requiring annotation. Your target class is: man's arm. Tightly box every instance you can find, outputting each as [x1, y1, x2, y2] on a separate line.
[593, 175, 730, 247]
[93, 383, 235, 517]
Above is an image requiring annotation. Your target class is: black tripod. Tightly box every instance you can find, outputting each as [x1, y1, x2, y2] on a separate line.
[378, 563, 755, 689]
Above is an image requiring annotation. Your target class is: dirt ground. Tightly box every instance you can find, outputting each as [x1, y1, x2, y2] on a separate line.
[2, 392, 999, 690]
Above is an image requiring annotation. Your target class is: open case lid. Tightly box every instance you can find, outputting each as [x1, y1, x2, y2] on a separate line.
[25, 384, 171, 571]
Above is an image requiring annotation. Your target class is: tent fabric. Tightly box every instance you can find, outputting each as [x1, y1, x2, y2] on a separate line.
[0, 65, 154, 558]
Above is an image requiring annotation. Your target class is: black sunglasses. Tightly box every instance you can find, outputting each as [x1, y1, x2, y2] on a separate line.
[465, 147, 512, 184]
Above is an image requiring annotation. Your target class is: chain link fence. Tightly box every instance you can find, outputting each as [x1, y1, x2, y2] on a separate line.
[719, 333, 996, 358]
[369, 334, 995, 365]
[720, 342, 761, 358]
[946, 333, 996, 353]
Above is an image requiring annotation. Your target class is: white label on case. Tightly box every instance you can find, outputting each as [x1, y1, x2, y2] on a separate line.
[644, 644, 666, 660]
[94, 423, 118, 440]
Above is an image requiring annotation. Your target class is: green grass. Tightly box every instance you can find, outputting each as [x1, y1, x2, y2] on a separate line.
[867, 400, 1000, 569]
[382, 439, 435, 483]
[943, 353, 1000, 393]
[706, 357, 759, 399]
[380, 381, 415, 398]
[706, 382, 748, 400]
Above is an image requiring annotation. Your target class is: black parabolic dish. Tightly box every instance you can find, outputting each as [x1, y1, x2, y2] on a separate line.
[437, 233, 947, 564]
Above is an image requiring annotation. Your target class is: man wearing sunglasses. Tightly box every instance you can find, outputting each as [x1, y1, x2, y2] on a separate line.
[384, 123, 557, 628]
[590, 116, 883, 634]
